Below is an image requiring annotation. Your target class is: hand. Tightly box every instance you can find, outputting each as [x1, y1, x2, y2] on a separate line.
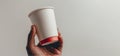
[26, 25, 63, 56]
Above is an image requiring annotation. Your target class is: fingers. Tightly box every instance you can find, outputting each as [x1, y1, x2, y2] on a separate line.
[45, 45, 61, 54]
[57, 29, 63, 48]
[57, 28, 62, 41]
[27, 25, 37, 48]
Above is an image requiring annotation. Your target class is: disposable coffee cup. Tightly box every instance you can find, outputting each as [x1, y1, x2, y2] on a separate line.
[28, 7, 58, 46]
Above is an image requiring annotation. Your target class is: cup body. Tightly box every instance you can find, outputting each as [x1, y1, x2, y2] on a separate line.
[29, 7, 58, 46]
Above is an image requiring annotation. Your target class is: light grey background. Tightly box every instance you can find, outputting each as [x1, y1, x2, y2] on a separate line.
[0, 0, 120, 56]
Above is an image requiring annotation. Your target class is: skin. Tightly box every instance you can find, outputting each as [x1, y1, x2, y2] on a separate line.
[26, 25, 63, 56]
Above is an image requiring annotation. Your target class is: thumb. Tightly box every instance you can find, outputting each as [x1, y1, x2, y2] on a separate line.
[27, 25, 37, 48]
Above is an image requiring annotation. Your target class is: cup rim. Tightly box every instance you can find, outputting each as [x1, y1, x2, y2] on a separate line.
[28, 6, 54, 17]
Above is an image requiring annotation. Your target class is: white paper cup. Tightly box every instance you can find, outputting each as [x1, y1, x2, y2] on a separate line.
[28, 7, 58, 46]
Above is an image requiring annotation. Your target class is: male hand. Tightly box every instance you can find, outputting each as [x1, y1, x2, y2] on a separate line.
[26, 25, 63, 56]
